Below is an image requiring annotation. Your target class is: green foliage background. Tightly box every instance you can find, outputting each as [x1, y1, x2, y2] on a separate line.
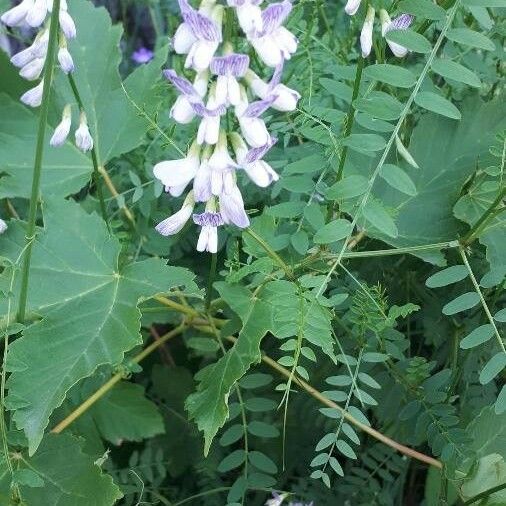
[0, 0, 505, 504]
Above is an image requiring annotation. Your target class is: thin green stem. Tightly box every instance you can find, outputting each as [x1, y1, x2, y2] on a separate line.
[245, 228, 295, 280]
[334, 0, 462, 265]
[16, 0, 62, 323]
[336, 56, 365, 182]
[460, 186, 506, 245]
[459, 247, 505, 354]
[67, 74, 109, 231]
[463, 482, 506, 505]
[205, 253, 217, 312]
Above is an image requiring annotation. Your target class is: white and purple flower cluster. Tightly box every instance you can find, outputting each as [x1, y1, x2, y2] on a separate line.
[344, 0, 413, 58]
[153, 0, 300, 253]
[0, 0, 92, 151]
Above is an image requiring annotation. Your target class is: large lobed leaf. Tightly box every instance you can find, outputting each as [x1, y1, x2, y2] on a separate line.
[0, 199, 197, 454]
[186, 282, 273, 455]
[0, 433, 122, 505]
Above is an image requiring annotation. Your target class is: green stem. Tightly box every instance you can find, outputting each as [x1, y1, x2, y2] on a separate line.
[336, 56, 365, 182]
[460, 186, 506, 245]
[17, 0, 62, 323]
[205, 253, 217, 312]
[67, 74, 109, 231]
[245, 228, 295, 280]
[459, 247, 505, 354]
[463, 482, 506, 505]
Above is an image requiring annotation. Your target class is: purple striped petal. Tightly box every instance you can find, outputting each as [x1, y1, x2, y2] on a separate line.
[193, 211, 224, 226]
[178, 0, 222, 42]
[242, 95, 277, 118]
[210, 53, 250, 77]
[191, 102, 226, 117]
[244, 136, 277, 163]
[268, 63, 284, 91]
[163, 69, 201, 100]
[387, 13, 413, 32]
[261, 0, 292, 35]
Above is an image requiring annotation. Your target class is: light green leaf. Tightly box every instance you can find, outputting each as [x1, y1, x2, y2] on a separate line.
[386, 30, 432, 53]
[446, 28, 495, 50]
[426, 265, 468, 288]
[314, 219, 353, 244]
[363, 64, 416, 88]
[460, 325, 494, 349]
[343, 134, 386, 153]
[479, 353, 506, 385]
[495, 309, 506, 322]
[398, 0, 446, 19]
[1, 200, 196, 454]
[354, 92, 403, 121]
[380, 164, 417, 196]
[415, 92, 462, 120]
[89, 382, 165, 444]
[463, 0, 506, 5]
[186, 283, 272, 455]
[431, 59, 481, 88]
[326, 175, 369, 200]
[0, 434, 122, 505]
[442, 292, 480, 315]
[362, 199, 398, 238]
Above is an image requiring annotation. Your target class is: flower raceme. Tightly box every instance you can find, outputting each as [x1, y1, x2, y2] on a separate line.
[153, 0, 300, 254]
[0, 0, 94, 151]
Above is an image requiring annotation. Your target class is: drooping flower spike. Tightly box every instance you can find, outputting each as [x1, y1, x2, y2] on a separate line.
[154, 0, 298, 253]
[1, 0, 78, 147]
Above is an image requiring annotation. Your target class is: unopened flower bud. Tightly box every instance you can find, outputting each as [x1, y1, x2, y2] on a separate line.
[75, 112, 94, 152]
[50, 104, 72, 147]
[360, 6, 375, 58]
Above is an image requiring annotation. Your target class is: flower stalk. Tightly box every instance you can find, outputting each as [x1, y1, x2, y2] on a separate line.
[17, 0, 62, 323]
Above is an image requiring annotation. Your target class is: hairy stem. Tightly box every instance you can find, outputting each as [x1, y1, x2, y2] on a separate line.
[16, 0, 62, 323]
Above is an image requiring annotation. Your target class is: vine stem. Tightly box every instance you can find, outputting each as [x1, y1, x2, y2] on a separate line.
[67, 74, 109, 231]
[459, 247, 504, 354]
[51, 324, 186, 434]
[336, 55, 365, 182]
[16, 0, 62, 323]
[98, 165, 136, 225]
[334, 0, 462, 266]
[245, 228, 295, 280]
[223, 334, 442, 469]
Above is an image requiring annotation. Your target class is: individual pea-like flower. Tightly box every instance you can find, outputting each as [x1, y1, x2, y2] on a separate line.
[20, 80, 44, 107]
[219, 183, 250, 228]
[248, 0, 297, 67]
[153, 141, 201, 197]
[245, 65, 300, 112]
[360, 6, 375, 57]
[19, 56, 45, 80]
[193, 200, 224, 253]
[265, 493, 288, 506]
[235, 90, 275, 148]
[230, 133, 279, 187]
[75, 112, 94, 152]
[58, 43, 74, 74]
[227, 0, 263, 34]
[50, 104, 72, 146]
[380, 10, 413, 57]
[132, 47, 154, 64]
[344, 0, 361, 16]
[10, 30, 48, 68]
[156, 191, 196, 236]
[210, 51, 249, 106]
[174, 0, 223, 71]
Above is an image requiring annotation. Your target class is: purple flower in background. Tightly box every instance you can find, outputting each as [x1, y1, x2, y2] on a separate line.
[132, 47, 154, 64]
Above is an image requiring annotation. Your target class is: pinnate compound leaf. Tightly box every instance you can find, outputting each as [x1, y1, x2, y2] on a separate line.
[1, 199, 196, 454]
[186, 282, 273, 455]
[0, 434, 122, 505]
